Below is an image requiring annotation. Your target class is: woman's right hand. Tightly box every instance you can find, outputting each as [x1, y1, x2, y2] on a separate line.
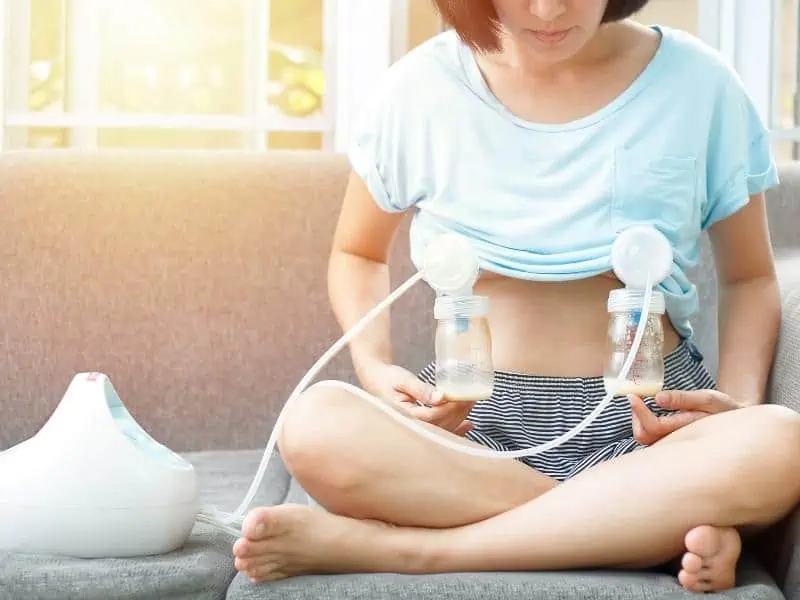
[359, 361, 476, 436]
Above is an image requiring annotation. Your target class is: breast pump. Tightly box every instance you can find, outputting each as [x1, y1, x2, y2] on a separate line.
[201, 224, 674, 536]
[0, 224, 673, 558]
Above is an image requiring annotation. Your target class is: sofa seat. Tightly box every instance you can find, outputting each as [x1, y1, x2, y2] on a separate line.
[0, 449, 291, 600]
[228, 559, 782, 600]
[214, 457, 783, 600]
[1, 147, 798, 600]
[0, 450, 787, 600]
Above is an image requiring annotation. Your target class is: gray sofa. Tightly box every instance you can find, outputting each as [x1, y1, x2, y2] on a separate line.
[0, 149, 798, 600]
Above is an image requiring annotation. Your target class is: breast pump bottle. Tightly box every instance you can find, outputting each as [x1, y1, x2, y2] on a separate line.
[603, 225, 673, 398]
[421, 233, 494, 402]
[604, 288, 666, 397]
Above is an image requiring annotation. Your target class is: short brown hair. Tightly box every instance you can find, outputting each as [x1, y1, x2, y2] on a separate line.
[433, 0, 651, 53]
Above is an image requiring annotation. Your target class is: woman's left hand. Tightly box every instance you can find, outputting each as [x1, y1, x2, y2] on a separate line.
[629, 389, 742, 446]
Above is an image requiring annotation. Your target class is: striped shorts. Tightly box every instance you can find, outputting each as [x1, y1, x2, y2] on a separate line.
[417, 339, 716, 481]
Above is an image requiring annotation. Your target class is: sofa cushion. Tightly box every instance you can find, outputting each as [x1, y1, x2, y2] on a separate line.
[0, 449, 286, 600]
[226, 552, 783, 599]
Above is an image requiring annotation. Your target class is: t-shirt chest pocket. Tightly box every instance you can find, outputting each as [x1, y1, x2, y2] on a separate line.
[612, 148, 700, 235]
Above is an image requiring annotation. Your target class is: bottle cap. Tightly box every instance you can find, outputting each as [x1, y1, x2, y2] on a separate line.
[611, 225, 673, 289]
[608, 288, 666, 314]
[434, 295, 490, 320]
[421, 232, 480, 295]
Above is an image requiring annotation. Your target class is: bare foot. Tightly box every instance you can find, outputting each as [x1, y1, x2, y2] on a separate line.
[232, 504, 409, 583]
[678, 525, 741, 592]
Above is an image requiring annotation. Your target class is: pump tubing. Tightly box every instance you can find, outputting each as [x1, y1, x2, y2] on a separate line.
[198, 267, 657, 537]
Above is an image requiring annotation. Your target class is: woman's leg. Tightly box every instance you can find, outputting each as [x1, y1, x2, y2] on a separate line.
[277, 381, 557, 528]
[235, 403, 800, 589]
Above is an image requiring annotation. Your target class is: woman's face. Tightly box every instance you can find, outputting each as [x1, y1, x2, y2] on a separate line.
[492, 0, 610, 63]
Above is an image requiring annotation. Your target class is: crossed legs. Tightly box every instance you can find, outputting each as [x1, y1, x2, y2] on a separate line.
[233, 383, 800, 592]
[276, 383, 557, 528]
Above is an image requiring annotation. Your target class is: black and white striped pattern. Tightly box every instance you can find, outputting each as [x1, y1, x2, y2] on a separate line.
[418, 340, 716, 481]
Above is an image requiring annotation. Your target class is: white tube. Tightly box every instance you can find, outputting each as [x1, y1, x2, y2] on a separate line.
[197, 269, 654, 536]
[309, 274, 653, 460]
[227, 270, 426, 522]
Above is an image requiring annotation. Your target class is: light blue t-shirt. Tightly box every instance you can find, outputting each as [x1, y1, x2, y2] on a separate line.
[347, 25, 779, 339]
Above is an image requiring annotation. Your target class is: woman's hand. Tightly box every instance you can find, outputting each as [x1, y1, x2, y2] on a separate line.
[629, 389, 742, 446]
[360, 361, 475, 436]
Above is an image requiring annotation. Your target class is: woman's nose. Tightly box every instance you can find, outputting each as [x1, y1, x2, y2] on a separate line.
[528, 0, 567, 22]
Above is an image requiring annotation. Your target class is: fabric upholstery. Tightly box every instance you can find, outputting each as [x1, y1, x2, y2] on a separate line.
[225, 554, 782, 600]
[757, 254, 800, 600]
[0, 151, 799, 600]
[0, 150, 432, 453]
[1, 152, 798, 453]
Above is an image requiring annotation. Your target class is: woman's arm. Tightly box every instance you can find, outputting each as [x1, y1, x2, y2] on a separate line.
[630, 192, 779, 443]
[328, 171, 407, 387]
[707, 192, 780, 406]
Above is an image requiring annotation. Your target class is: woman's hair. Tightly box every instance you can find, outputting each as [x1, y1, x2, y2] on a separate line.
[432, 0, 651, 52]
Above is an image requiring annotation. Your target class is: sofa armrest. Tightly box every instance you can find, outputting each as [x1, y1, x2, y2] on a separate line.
[769, 254, 800, 413]
[756, 253, 800, 599]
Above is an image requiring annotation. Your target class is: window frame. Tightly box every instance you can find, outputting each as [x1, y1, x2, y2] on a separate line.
[2, 0, 794, 153]
[0, 0, 400, 151]
[704, 0, 778, 130]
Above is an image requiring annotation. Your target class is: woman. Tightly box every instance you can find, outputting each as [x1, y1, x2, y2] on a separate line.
[234, 0, 800, 592]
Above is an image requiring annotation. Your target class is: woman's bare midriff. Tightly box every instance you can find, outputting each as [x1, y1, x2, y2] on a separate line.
[472, 271, 681, 377]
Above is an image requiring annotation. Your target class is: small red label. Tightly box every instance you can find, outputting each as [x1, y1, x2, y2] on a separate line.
[86, 372, 100, 381]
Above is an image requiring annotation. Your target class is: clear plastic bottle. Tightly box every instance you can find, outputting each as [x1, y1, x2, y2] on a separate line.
[433, 295, 494, 402]
[603, 288, 666, 398]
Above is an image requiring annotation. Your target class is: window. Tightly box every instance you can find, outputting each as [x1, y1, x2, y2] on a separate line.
[633, 0, 698, 35]
[406, 0, 441, 52]
[2, 0, 398, 152]
[4, 1, 794, 159]
[775, 0, 799, 160]
[693, 0, 784, 162]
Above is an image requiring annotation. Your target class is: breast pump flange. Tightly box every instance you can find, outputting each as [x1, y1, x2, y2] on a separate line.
[606, 224, 673, 396]
[0, 225, 675, 560]
[610, 224, 673, 291]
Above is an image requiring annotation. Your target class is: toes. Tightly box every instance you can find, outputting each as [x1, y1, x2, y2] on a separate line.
[677, 569, 695, 590]
[680, 551, 704, 574]
[232, 538, 249, 558]
[233, 537, 275, 559]
[242, 507, 273, 540]
[231, 504, 315, 583]
[678, 569, 713, 593]
[679, 526, 741, 593]
[233, 538, 262, 559]
[684, 525, 720, 557]
[235, 556, 285, 583]
[235, 555, 257, 573]
[250, 562, 284, 580]
[244, 564, 286, 584]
